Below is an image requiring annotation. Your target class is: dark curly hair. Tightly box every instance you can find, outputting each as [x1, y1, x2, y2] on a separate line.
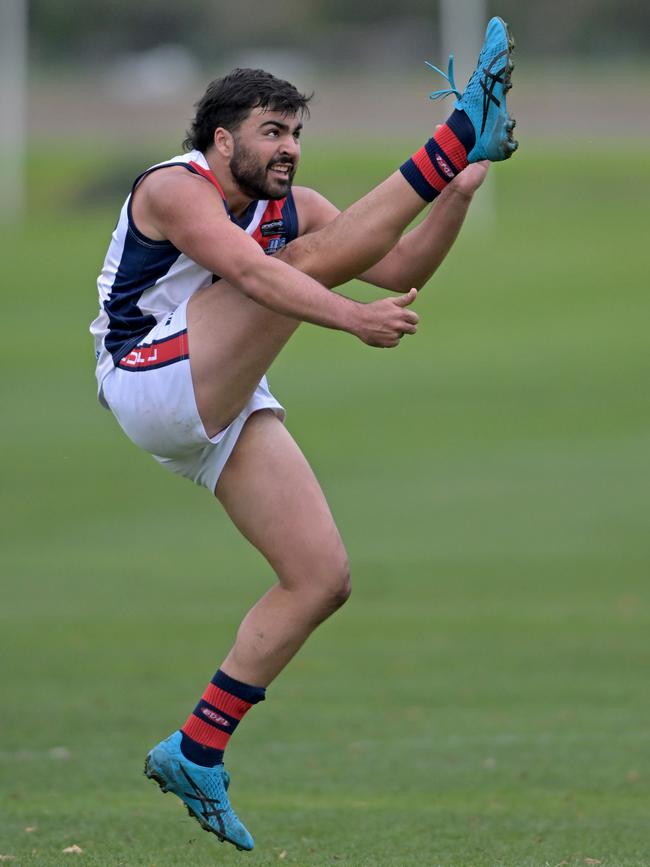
[183, 68, 312, 153]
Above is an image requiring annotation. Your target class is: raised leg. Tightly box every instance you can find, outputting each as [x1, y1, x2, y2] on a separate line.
[187, 279, 300, 437]
[279, 172, 425, 288]
[188, 172, 425, 436]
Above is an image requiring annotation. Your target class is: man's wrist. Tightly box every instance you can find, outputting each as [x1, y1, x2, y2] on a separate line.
[341, 296, 365, 337]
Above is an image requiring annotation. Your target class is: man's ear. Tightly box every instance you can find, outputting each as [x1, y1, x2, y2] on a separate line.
[214, 127, 234, 159]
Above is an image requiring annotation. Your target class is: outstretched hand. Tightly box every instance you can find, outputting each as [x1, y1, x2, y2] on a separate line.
[354, 287, 419, 348]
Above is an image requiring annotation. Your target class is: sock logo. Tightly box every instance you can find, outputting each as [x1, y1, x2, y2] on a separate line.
[201, 708, 231, 727]
[435, 153, 455, 179]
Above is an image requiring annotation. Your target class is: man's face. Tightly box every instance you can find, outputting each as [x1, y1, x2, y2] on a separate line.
[229, 107, 302, 200]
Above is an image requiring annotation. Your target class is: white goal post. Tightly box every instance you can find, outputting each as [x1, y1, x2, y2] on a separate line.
[439, 0, 488, 98]
[0, 0, 27, 220]
[440, 0, 493, 219]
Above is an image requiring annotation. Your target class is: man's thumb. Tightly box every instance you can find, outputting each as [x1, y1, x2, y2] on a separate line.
[394, 287, 417, 307]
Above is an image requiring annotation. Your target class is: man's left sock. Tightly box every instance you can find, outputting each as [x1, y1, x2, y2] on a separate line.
[180, 669, 266, 767]
[400, 109, 476, 201]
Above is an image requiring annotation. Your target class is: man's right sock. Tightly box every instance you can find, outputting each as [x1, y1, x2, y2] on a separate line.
[400, 109, 477, 201]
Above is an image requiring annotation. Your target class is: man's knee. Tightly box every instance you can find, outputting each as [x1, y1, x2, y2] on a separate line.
[281, 547, 351, 618]
[315, 554, 352, 616]
[330, 557, 352, 607]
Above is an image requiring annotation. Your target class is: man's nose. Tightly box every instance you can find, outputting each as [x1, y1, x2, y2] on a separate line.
[280, 137, 300, 159]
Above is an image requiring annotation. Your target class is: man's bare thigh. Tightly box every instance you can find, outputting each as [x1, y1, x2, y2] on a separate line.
[187, 280, 300, 438]
[215, 409, 348, 589]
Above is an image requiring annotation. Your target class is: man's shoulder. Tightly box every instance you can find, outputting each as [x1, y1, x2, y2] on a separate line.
[131, 162, 226, 242]
[291, 186, 340, 235]
[291, 185, 326, 206]
[137, 163, 207, 199]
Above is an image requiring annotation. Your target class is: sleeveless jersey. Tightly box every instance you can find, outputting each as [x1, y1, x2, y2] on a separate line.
[90, 149, 299, 402]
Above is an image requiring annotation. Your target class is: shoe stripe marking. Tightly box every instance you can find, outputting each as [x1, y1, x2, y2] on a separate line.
[178, 764, 228, 837]
[480, 48, 509, 134]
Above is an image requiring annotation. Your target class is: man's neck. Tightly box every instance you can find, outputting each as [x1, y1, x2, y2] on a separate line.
[204, 151, 254, 219]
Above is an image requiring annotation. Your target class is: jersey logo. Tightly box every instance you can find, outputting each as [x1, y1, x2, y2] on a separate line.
[260, 219, 284, 237]
[122, 347, 159, 366]
[117, 330, 189, 371]
[265, 237, 286, 254]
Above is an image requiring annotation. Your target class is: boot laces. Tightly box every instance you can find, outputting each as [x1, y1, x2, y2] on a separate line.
[426, 54, 462, 102]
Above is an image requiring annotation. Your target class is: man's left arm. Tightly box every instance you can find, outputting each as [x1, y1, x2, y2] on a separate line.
[293, 162, 488, 293]
[360, 161, 489, 292]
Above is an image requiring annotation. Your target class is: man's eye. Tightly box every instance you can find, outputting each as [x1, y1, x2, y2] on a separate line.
[266, 129, 280, 137]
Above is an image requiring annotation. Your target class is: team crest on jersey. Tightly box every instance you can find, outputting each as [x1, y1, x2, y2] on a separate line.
[261, 219, 284, 237]
[265, 237, 286, 254]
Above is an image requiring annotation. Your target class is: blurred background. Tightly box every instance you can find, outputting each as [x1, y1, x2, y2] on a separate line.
[2, 0, 650, 211]
[1, 3, 649, 866]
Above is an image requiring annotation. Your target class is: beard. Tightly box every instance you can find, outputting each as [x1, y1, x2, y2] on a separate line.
[229, 137, 296, 200]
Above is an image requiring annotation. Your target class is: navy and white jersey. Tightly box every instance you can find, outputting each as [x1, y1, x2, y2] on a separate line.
[90, 149, 298, 404]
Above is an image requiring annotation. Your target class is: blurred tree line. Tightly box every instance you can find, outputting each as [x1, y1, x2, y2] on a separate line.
[31, 0, 650, 65]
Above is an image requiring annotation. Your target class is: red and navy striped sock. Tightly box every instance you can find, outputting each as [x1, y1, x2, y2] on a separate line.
[180, 669, 266, 767]
[400, 109, 477, 201]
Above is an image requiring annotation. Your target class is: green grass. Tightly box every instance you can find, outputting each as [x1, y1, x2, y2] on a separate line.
[1, 142, 649, 866]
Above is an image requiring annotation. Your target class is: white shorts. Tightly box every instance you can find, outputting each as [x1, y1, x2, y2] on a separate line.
[101, 299, 285, 492]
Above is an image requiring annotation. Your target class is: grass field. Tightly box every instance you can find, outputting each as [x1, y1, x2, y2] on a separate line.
[1, 141, 649, 866]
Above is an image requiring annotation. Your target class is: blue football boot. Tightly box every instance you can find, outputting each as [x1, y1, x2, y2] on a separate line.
[144, 731, 254, 851]
[427, 16, 517, 162]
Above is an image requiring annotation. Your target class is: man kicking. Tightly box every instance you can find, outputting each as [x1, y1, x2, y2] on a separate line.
[91, 17, 516, 851]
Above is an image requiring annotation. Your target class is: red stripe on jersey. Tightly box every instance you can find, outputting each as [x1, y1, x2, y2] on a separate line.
[433, 126, 469, 172]
[181, 715, 231, 750]
[411, 147, 447, 192]
[203, 683, 252, 721]
[117, 331, 188, 370]
[188, 161, 227, 199]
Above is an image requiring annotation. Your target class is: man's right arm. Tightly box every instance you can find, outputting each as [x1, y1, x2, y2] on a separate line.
[136, 168, 418, 348]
